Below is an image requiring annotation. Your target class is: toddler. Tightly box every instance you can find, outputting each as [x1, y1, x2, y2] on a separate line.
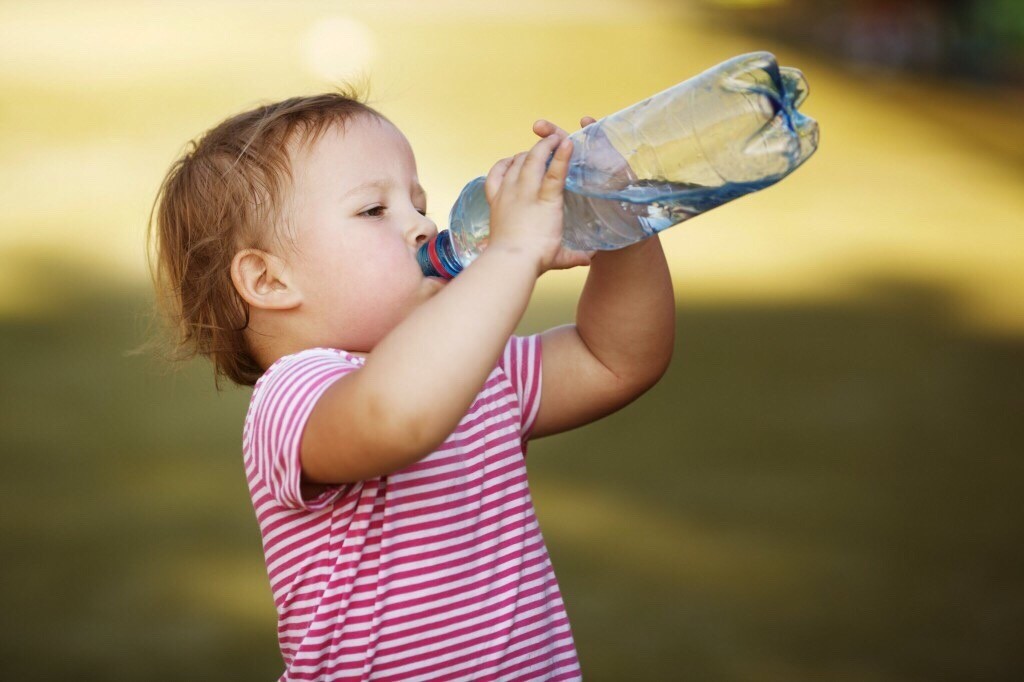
[148, 89, 675, 681]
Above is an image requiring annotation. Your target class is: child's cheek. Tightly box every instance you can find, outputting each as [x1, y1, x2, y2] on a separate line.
[372, 234, 415, 276]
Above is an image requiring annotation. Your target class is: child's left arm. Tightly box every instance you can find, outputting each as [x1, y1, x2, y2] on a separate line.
[529, 112, 676, 439]
[531, 234, 676, 438]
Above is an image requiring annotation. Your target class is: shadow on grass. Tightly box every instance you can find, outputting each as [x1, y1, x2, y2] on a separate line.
[0, 257, 1021, 681]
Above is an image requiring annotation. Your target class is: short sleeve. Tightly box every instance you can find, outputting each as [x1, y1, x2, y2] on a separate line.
[497, 334, 543, 440]
[244, 349, 362, 511]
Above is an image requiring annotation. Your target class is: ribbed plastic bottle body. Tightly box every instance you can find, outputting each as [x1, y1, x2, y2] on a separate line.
[447, 176, 492, 268]
[419, 52, 818, 278]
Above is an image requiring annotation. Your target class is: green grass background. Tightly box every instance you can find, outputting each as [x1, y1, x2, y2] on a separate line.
[1, 263, 1021, 680]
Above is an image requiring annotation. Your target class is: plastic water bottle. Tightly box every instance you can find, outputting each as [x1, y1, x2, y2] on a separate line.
[417, 51, 819, 279]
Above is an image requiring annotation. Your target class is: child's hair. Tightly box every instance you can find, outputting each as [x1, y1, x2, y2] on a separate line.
[141, 85, 387, 390]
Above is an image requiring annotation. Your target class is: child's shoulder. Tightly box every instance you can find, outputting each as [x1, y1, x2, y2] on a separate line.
[253, 347, 366, 393]
[244, 347, 366, 435]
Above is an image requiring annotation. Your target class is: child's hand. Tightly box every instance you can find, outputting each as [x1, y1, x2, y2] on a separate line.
[484, 126, 596, 275]
[532, 116, 598, 138]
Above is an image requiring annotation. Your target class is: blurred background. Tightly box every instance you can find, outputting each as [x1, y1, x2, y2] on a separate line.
[1, 0, 1022, 679]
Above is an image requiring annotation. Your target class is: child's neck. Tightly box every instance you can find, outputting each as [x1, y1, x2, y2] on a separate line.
[251, 332, 371, 372]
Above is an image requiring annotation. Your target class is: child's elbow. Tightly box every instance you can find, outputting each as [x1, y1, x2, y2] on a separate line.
[628, 346, 674, 395]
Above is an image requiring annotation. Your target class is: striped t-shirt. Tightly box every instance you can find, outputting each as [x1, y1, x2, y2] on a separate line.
[242, 334, 581, 681]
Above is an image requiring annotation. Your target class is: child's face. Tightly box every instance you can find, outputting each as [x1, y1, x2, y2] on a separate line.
[284, 115, 444, 352]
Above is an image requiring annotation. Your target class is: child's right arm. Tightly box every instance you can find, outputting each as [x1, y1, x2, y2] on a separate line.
[300, 131, 590, 486]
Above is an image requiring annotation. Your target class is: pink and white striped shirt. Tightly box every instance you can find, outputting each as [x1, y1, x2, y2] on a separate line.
[243, 334, 581, 681]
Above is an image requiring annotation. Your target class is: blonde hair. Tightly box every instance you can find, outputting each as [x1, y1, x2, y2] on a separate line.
[141, 86, 387, 389]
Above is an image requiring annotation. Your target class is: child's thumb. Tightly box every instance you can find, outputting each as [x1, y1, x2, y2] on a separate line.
[550, 246, 595, 271]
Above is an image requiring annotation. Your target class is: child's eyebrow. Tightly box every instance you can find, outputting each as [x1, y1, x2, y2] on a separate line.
[344, 179, 428, 199]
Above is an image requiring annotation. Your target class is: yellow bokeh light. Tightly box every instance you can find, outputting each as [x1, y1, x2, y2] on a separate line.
[0, 0, 1022, 334]
[300, 15, 378, 84]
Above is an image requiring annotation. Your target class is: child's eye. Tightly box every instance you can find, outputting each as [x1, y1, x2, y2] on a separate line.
[358, 206, 429, 218]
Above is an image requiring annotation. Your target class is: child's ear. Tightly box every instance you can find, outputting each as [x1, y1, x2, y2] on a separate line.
[230, 249, 302, 311]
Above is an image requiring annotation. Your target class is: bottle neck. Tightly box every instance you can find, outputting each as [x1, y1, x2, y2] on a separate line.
[416, 230, 463, 280]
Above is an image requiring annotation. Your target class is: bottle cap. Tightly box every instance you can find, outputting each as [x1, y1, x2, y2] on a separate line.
[416, 230, 461, 279]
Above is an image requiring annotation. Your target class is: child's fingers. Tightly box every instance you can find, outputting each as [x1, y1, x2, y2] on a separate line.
[485, 156, 515, 203]
[538, 137, 573, 203]
[534, 117, 597, 140]
[548, 246, 596, 271]
[520, 133, 565, 182]
[504, 150, 530, 186]
[496, 134, 565, 199]
[533, 119, 569, 138]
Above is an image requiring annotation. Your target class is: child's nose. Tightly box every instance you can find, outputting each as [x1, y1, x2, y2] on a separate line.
[409, 214, 438, 247]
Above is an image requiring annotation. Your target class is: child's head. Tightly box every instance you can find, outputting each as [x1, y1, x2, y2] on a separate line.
[147, 89, 441, 389]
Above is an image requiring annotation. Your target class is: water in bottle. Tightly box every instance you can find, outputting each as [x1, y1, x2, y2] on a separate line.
[418, 51, 819, 279]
